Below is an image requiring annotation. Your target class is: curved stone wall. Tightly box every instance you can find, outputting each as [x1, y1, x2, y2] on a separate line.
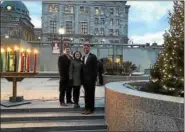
[105, 81, 184, 131]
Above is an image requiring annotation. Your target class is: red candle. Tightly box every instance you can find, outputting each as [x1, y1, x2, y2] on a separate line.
[26, 49, 31, 72]
[33, 49, 38, 73]
[20, 49, 24, 72]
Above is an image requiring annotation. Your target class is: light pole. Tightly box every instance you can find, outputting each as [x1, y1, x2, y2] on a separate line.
[58, 28, 65, 54]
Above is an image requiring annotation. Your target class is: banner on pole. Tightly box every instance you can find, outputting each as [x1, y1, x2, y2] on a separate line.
[52, 39, 60, 54]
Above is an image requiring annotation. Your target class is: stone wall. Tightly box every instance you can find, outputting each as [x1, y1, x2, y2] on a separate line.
[103, 75, 149, 84]
[30, 44, 162, 72]
[105, 81, 184, 131]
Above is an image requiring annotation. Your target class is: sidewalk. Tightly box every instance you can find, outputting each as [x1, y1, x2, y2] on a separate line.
[1, 78, 105, 108]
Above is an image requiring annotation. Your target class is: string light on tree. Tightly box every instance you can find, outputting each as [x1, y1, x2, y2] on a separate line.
[150, 1, 184, 95]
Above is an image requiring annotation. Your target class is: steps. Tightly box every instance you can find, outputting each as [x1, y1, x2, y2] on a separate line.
[1, 107, 107, 132]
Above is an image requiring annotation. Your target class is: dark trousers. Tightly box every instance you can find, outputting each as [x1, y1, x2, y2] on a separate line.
[59, 79, 73, 103]
[73, 86, 81, 104]
[99, 73, 103, 85]
[83, 82, 96, 111]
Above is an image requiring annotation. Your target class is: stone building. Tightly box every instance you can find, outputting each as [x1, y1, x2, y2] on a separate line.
[0, 1, 35, 41]
[41, 1, 130, 46]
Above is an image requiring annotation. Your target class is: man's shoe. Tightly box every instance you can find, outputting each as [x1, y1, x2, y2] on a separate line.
[82, 110, 87, 114]
[85, 110, 93, 115]
[74, 104, 80, 108]
[60, 102, 67, 106]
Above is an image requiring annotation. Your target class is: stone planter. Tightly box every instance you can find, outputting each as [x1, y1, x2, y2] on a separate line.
[105, 81, 184, 132]
[103, 75, 149, 84]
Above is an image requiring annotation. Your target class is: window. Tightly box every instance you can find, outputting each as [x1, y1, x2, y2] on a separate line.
[95, 18, 98, 24]
[115, 29, 119, 36]
[100, 28, 104, 35]
[110, 19, 113, 25]
[95, 7, 100, 15]
[109, 29, 113, 36]
[48, 5, 53, 12]
[100, 18, 105, 25]
[94, 28, 98, 35]
[80, 38, 84, 44]
[80, 6, 88, 13]
[110, 8, 114, 15]
[50, 21, 57, 33]
[48, 5, 58, 12]
[100, 40, 104, 44]
[100, 8, 104, 15]
[116, 19, 120, 25]
[116, 8, 119, 15]
[81, 22, 88, 34]
[64, 6, 74, 13]
[54, 5, 59, 12]
[66, 21, 72, 34]
[95, 39, 98, 43]
[125, 9, 128, 14]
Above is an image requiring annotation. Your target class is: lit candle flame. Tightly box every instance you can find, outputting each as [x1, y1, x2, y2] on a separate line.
[1, 48, 5, 53]
[33, 49, 39, 54]
[27, 49, 31, 53]
[20, 48, 24, 52]
[14, 46, 19, 51]
[7, 47, 12, 52]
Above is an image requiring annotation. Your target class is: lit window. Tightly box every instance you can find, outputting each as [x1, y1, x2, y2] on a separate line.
[48, 5, 53, 12]
[95, 7, 100, 15]
[54, 5, 59, 12]
[64, 6, 74, 13]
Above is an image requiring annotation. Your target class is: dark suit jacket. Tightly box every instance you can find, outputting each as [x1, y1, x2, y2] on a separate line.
[58, 54, 72, 81]
[82, 53, 98, 84]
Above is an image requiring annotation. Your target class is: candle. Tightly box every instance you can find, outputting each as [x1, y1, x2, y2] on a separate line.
[0, 48, 5, 72]
[7, 47, 11, 72]
[33, 49, 38, 73]
[20, 48, 24, 72]
[14, 46, 19, 72]
[26, 49, 31, 72]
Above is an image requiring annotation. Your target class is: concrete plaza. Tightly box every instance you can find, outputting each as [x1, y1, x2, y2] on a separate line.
[1, 78, 105, 109]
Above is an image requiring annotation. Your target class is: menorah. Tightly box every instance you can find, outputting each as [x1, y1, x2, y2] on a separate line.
[0, 46, 39, 106]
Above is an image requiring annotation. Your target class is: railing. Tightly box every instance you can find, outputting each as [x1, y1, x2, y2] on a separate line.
[27, 41, 164, 48]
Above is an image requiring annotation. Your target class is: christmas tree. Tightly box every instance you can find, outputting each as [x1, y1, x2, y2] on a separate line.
[150, 1, 184, 95]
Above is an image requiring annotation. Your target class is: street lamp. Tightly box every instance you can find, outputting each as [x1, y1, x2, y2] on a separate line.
[58, 28, 65, 54]
[5, 35, 9, 39]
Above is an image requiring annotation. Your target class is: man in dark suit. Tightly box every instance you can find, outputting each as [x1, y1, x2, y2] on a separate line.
[82, 40, 98, 115]
[58, 47, 73, 106]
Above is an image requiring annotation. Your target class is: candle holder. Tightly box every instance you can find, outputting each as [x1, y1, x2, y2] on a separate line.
[0, 46, 39, 107]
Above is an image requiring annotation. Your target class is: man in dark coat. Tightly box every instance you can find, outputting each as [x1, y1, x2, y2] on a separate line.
[58, 47, 73, 106]
[82, 40, 98, 115]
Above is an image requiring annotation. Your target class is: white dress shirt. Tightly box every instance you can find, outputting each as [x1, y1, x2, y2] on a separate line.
[84, 53, 90, 64]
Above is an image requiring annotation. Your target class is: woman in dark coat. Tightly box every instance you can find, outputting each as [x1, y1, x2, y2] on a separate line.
[69, 51, 83, 108]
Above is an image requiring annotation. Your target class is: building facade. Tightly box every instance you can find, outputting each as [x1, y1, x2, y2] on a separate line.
[41, 1, 130, 46]
[1, 1, 35, 41]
